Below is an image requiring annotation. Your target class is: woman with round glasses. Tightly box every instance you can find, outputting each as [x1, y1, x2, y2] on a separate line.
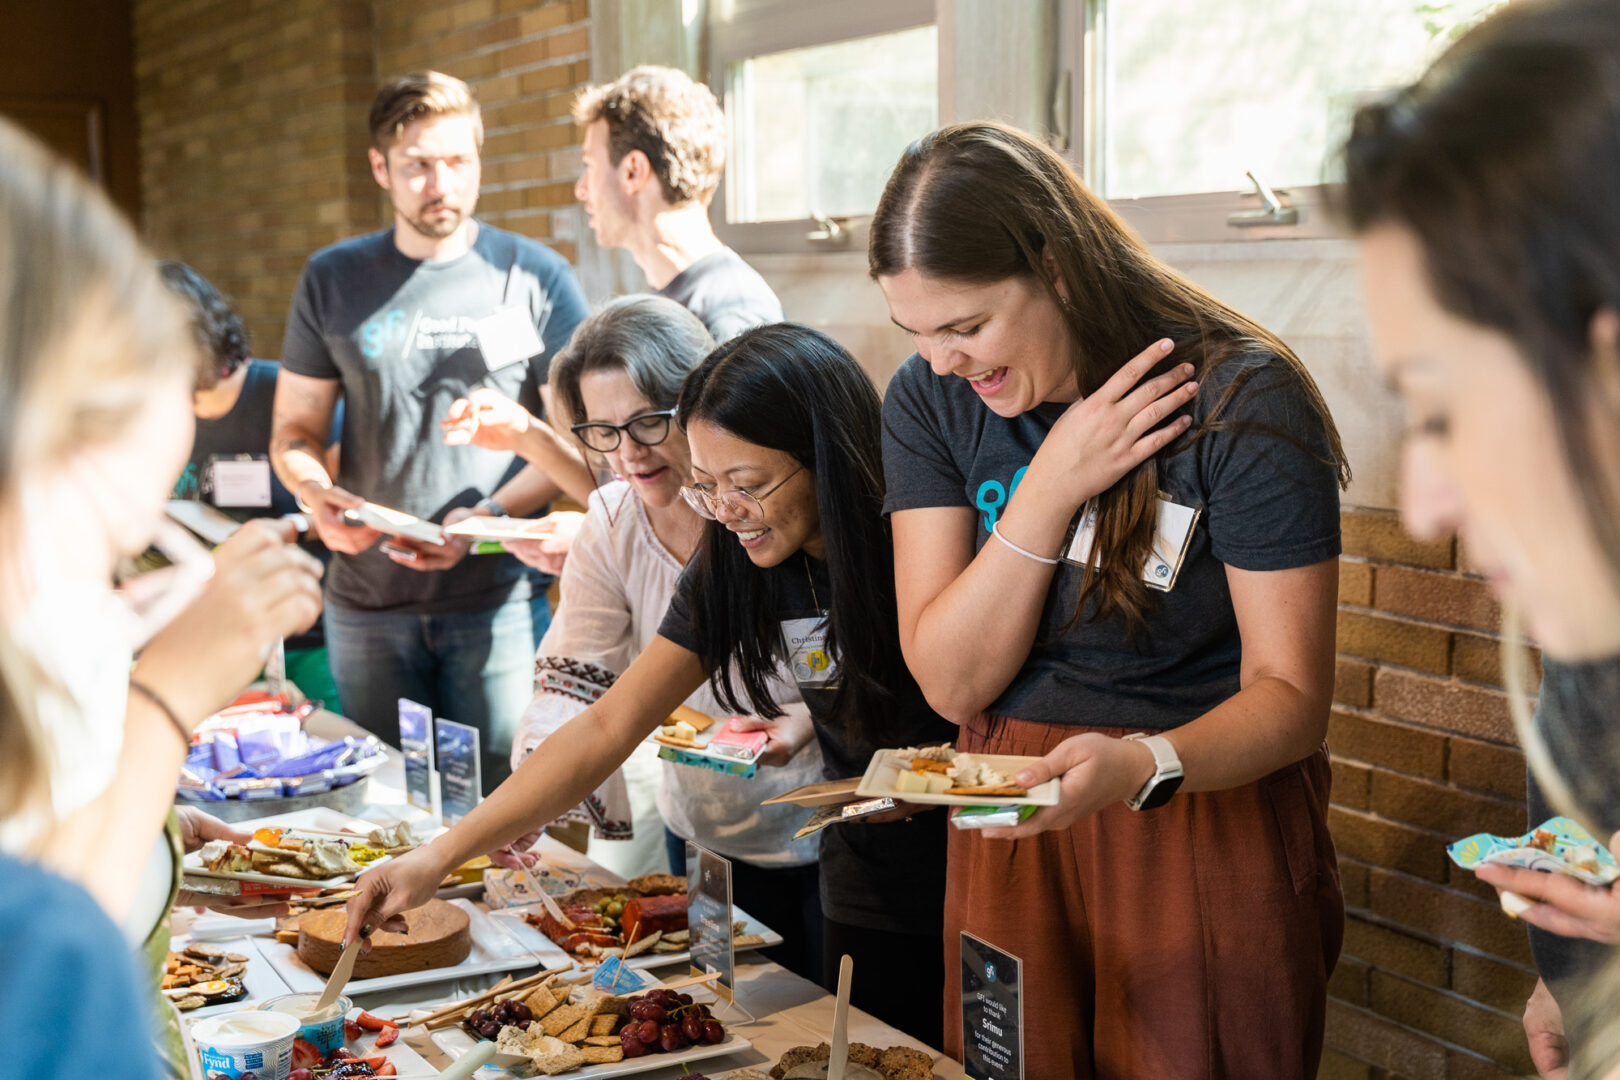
[500, 296, 827, 979]
[347, 323, 954, 1043]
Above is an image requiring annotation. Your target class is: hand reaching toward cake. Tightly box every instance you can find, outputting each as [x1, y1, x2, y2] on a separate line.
[343, 845, 452, 948]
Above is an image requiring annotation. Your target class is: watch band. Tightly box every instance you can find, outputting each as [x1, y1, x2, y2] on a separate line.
[478, 496, 508, 519]
[1124, 732, 1185, 811]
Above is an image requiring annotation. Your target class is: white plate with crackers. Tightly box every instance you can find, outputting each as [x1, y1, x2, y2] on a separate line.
[855, 749, 1061, 807]
[489, 903, 782, 971]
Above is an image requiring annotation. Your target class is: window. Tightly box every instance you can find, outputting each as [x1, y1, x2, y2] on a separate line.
[1068, 0, 1507, 239]
[708, 0, 937, 253]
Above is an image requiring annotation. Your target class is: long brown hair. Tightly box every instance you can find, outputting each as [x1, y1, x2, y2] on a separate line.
[869, 121, 1349, 629]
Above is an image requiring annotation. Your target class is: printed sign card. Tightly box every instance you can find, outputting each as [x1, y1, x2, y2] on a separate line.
[435, 718, 482, 825]
[961, 932, 1023, 1080]
[398, 698, 437, 820]
[686, 842, 736, 1004]
[207, 456, 273, 508]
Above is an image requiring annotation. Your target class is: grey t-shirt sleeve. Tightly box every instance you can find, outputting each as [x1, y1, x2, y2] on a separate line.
[881, 355, 971, 514]
[279, 264, 338, 379]
[1194, 358, 1342, 571]
[656, 561, 700, 654]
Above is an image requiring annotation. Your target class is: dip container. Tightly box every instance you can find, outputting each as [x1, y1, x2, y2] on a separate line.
[192, 1008, 298, 1080]
[258, 991, 352, 1057]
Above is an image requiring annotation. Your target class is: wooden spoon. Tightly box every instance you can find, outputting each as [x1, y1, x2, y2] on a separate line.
[783, 954, 882, 1080]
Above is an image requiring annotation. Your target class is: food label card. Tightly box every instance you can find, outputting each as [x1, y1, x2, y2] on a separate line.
[398, 698, 438, 820]
[435, 718, 482, 825]
[687, 843, 736, 1004]
[961, 932, 1024, 1080]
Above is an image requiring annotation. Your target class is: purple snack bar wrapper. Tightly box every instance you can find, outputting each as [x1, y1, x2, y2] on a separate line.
[262, 738, 354, 778]
[210, 733, 241, 774]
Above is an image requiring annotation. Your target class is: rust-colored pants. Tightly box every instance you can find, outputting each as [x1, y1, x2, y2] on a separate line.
[944, 715, 1344, 1080]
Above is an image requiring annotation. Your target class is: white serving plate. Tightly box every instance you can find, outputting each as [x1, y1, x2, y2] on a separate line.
[855, 750, 1061, 807]
[181, 839, 391, 889]
[489, 902, 782, 971]
[433, 1021, 752, 1079]
[253, 898, 547, 997]
[166, 934, 294, 1019]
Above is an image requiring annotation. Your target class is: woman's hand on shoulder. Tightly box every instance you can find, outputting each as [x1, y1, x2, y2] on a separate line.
[1025, 338, 1197, 513]
[980, 732, 1157, 839]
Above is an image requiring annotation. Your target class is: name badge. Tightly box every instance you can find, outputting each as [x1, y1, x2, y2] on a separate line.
[475, 305, 544, 372]
[207, 456, 272, 508]
[1064, 493, 1200, 592]
[781, 615, 839, 688]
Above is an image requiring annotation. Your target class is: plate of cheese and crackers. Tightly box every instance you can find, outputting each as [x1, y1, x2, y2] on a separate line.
[855, 746, 1061, 807]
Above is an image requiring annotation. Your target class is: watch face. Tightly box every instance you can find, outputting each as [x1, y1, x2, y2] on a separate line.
[1138, 773, 1185, 811]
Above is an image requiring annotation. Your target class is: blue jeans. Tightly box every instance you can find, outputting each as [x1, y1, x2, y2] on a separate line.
[324, 593, 549, 791]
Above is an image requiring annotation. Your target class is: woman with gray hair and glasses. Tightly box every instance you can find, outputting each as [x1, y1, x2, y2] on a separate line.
[455, 296, 826, 982]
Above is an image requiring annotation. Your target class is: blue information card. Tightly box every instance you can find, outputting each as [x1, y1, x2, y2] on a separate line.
[961, 932, 1023, 1080]
[435, 718, 482, 826]
[398, 698, 436, 819]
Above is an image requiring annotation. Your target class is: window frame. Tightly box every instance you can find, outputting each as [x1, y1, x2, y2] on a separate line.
[706, 0, 938, 257]
[1061, 0, 1348, 244]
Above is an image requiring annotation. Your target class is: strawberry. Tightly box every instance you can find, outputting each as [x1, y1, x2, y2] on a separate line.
[375, 1024, 399, 1048]
[290, 1038, 322, 1071]
[376, 1065, 398, 1077]
[355, 1011, 390, 1031]
[344, 1018, 362, 1042]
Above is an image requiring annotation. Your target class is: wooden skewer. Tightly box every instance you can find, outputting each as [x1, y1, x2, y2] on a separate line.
[407, 968, 527, 1029]
[657, 970, 722, 992]
[610, 923, 643, 992]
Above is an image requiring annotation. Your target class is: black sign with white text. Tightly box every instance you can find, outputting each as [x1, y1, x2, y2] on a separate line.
[961, 932, 1023, 1080]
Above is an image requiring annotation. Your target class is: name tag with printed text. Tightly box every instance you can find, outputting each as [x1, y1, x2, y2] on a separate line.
[475, 305, 544, 372]
[208, 457, 272, 508]
[782, 615, 840, 688]
[1064, 494, 1200, 591]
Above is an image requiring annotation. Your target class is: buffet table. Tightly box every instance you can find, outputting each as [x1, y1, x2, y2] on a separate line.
[175, 712, 964, 1080]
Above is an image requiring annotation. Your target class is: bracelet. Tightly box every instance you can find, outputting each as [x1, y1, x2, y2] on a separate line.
[294, 479, 329, 514]
[990, 521, 1060, 565]
[129, 679, 191, 748]
[478, 496, 509, 519]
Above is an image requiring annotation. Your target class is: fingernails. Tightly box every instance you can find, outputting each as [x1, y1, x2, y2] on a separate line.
[1015, 770, 1035, 786]
[1160, 339, 1174, 352]
[1182, 364, 1194, 375]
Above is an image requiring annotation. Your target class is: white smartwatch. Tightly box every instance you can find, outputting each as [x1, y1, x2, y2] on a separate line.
[1123, 733, 1184, 811]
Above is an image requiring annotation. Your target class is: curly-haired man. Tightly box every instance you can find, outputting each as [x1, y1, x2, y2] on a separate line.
[574, 66, 782, 341]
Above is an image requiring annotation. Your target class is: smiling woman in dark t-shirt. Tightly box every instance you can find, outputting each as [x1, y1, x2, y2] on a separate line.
[344, 324, 954, 1045]
[870, 122, 1350, 1079]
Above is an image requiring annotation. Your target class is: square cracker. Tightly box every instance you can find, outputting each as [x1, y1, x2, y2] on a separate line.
[588, 1015, 619, 1036]
[539, 1003, 588, 1037]
[531, 1047, 587, 1075]
[557, 1016, 592, 1043]
[584, 1035, 621, 1046]
[579, 1046, 626, 1064]
[522, 986, 561, 1018]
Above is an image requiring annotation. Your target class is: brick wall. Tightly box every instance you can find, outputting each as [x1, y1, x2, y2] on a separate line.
[1324, 507, 1542, 1080]
[133, 0, 589, 359]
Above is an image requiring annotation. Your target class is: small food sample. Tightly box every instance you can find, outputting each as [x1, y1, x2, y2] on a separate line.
[199, 828, 395, 881]
[885, 747, 1027, 798]
[298, 900, 472, 979]
[770, 1043, 934, 1080]
[161, 942, 252, 1010]
[654, 706, 718, 748]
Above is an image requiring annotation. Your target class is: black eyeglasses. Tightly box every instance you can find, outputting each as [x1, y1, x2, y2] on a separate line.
[570, 409, 677, 453]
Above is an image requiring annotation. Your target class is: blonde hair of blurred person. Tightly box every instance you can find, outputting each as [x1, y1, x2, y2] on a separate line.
[1344, 1, 1620, 1076]
[0, 117, 323, 922]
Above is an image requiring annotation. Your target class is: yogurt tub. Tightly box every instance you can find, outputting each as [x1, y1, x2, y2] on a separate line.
[192, 1009, 298, 1080]
[258, 992, 352, 1058]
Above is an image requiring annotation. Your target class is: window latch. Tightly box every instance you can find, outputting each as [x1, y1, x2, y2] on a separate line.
[1227, 171, 1299, 227]
[806, 213, 851, 245]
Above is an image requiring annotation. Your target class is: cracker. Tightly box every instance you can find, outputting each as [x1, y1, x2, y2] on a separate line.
[659, 929, 690, 945]
[654, 734, 702, 750]
[623, 930, 661, 958]
[578, 1046, 625, 1064]
[910, 757, 952, 774]
[943, 784, 1028, 797]
[588, 1015, 619, 1036]
[557, 1016, 592, 1043]
[626, 873, 686, 896]
[583, 1035, 621, 1046]
[539, 1004, 587, 1037]
[531, 1047, 587, 1075]
[225, 953, 250, 964]
[733, 933, 767, 948]
[522, 986, 561, 1018]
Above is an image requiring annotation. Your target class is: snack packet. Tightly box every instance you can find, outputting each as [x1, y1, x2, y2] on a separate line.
[1447, 816, 1619, 917]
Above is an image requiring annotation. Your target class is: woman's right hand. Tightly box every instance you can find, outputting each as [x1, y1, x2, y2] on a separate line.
[131, 519, 324, 725]
[342, 845, 453, 946]
[1024, 338, 1198, 514]
[503, 511, 584, 576]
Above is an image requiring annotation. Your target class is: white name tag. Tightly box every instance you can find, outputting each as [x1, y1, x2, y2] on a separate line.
[475, 305, 544, 372]
[208, 457, 272, 508]
[1065, 494, 1200, 592]
[781, 615, 840, 688]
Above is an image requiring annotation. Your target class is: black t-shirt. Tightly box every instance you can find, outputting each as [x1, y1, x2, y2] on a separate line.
[881, 350, 1342, 730]
[657, 248, 784, 343]
[173, 359, 338, 650]
[658, 554, 950, 933]
[280, 224, 588, 615]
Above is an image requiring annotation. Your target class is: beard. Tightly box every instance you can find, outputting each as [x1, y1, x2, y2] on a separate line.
[404, 199, 468, 240]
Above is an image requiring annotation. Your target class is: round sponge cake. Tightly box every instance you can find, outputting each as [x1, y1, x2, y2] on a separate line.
[297, 899, 471, 979]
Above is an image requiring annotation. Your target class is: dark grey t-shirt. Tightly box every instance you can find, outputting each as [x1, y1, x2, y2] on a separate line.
[281, 224, 587, 614]
[881, 350, 1342, 730]
[657, 555, 950, 933]
[657, 248, 783, 342]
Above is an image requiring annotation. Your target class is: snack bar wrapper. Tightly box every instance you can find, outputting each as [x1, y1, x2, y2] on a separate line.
[1448, 816, 1620, 887]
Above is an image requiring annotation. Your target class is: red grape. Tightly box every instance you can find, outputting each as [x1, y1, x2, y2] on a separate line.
[636, 1020, 659, 1044]
[620, 1033, 647, 1058]
[659, 1023, 683, 1053]
[682, 1013, 703, 1042]
[702, 1020, 725, 1045]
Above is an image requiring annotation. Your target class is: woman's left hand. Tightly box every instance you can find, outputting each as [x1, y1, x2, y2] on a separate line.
[980, 733, 1156, 839]
[173, 807, 289, 917]
[1475, 834, 1620, 943]
[727, 712, 815, 768]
